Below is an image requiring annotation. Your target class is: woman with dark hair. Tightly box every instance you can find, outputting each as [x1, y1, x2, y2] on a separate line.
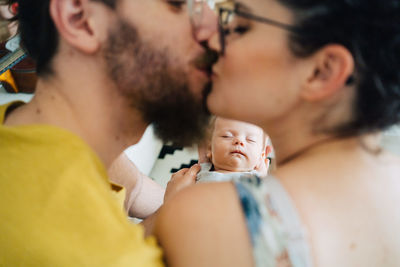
[154, 0, 400, 266]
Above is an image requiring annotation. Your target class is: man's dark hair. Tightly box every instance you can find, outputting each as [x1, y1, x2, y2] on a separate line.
[4, 0, 117, 76]
[277, 0, 400, 136]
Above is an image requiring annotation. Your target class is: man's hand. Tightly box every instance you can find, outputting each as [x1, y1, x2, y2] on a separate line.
[164, 164, 201, 202]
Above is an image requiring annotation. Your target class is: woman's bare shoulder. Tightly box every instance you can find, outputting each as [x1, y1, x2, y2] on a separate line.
[154, 182, 253, 267]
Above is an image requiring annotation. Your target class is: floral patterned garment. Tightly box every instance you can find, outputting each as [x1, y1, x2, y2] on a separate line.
[234, 175, 313, 267]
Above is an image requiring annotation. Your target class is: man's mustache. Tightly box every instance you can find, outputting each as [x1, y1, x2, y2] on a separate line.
[192, 47, 219, 73]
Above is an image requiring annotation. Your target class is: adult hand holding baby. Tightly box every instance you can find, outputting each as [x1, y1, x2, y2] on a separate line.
[164, 163, 201, 203]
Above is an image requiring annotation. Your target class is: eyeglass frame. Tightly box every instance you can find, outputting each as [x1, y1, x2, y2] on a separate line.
[186, 0, 209, 27]
[217, 4, 301, 55]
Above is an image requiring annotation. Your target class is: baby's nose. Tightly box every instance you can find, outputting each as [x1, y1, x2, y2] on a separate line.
[233, 138, 244, 146]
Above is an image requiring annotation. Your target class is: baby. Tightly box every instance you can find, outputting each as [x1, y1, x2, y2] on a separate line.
[197, 117, 272, 183]
[108, 117, 272, 219]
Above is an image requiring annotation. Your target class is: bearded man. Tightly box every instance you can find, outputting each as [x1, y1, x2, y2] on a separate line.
[0, 0, 216, 265]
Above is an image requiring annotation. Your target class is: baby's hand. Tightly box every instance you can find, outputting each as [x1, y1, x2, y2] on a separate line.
[164, 164, 201, 203]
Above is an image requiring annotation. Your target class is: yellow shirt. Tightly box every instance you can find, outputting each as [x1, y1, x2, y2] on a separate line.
[0, 102, 163, 266]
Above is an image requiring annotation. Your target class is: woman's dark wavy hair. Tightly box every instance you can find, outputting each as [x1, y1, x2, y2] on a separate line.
[278, 0, 400, 135]
[2, 0, 117, 76]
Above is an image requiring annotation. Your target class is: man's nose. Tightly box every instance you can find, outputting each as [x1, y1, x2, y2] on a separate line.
[192, 2, 218, 42]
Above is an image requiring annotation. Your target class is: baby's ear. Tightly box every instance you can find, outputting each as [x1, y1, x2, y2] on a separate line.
[197, 141, 212, 163]
[265, 145, 273, 158]
[206, 144, 212, 162]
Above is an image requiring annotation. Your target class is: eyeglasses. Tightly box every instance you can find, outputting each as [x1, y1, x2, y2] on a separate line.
[187, 0, 204, 26]
[186, 0, 216, 28]
[167, 0, 211, 31]
[217, 3, 300, 55]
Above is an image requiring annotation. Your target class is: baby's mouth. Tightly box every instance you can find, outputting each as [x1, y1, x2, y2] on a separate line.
[231, 150, 246, 157]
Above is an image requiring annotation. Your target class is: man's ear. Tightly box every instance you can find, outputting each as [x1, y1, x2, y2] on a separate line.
[49, 0, 103, 54]
[302, 44, 354, 102]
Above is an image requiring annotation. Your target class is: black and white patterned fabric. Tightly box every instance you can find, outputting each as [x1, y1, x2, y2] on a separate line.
[150, 143, 199, 188]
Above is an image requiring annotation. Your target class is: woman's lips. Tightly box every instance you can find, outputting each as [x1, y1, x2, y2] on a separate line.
[211, 71, 218, 79]
[211, 65, 219, 77]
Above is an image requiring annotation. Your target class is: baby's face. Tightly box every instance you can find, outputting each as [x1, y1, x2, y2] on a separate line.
[209, 118, 265, 172]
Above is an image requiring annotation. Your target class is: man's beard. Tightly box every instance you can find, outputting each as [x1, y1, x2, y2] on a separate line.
[103, 18, 211, 146]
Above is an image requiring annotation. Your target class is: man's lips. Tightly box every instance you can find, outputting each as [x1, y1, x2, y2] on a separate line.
[192, 49, 219, 76]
